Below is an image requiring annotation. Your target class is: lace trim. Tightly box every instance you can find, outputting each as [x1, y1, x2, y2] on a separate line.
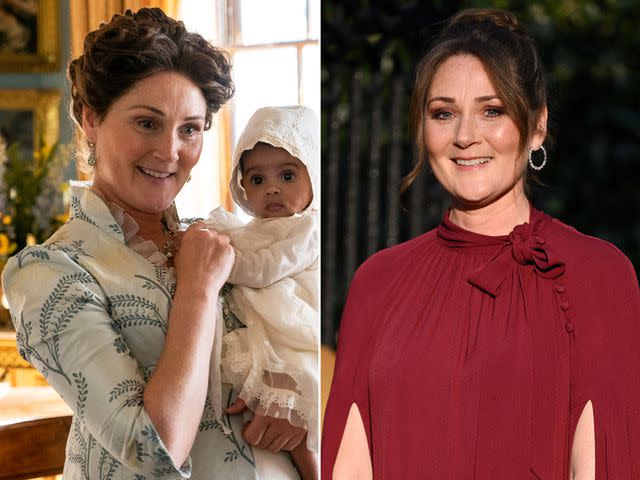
[222, 330, 318, 451]
[90, 187, 180, 267]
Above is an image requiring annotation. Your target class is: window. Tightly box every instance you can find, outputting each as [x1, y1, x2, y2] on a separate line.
[174, 0, 319, 218]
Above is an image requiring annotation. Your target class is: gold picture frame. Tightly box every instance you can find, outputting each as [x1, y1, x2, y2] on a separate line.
[0, 330, 48, 385]
[0, 0, 60, 72]
[0, 89, 60, 153]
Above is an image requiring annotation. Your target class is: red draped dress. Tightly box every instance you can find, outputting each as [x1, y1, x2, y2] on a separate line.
[322, 206, 640, 479]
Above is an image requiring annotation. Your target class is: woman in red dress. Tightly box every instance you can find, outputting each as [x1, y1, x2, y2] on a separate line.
[322, 8, 640, 479]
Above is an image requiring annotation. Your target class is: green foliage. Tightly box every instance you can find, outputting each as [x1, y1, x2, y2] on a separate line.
[0, 138, 69, 254]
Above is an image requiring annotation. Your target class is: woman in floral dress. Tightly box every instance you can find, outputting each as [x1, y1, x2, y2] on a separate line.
[3, 8, 304, 479]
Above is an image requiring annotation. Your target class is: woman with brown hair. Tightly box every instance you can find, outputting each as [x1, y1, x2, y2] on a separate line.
[4, 8, 304, 479]
[322, 8, 639, 479]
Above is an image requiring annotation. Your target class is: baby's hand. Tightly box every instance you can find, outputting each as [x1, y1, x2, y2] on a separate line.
[226, 398, 306, 452]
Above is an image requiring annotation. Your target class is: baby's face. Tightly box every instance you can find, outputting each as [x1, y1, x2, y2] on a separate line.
[240, 143, 313, 218]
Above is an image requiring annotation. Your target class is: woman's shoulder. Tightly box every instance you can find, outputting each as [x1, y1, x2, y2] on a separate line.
[352, 228, 439, 286]
[3, 241, 91, 289]
[2, 220, 103, 289]
[546, 216, 636, 279]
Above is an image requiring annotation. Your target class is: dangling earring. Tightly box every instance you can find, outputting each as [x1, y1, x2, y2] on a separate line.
[528, 145, 547, 170]
[88, 142, 96, 167]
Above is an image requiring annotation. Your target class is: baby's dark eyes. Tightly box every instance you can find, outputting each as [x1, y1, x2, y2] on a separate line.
[248, 171, 297, 185]
[282, 171, 296, 182]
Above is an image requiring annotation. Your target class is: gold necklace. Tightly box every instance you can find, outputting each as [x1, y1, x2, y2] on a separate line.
[160, 217, 175, 262]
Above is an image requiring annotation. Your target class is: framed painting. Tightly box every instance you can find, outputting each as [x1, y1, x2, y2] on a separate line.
[0, 0, 60, 72]
[0, 89, 60, 156]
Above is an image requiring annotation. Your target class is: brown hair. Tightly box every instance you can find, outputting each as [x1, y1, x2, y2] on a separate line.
[68, 7, 234, 175]
[402, 8, 547, 194]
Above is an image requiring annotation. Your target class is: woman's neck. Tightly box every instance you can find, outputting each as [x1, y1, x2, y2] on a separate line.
[449, 189, 530, 236]
[90, 185, 166, 245]
[133, 211, 165, 243]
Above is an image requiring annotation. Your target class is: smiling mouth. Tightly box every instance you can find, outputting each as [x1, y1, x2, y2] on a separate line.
[453, 157, 492, 166]
[138, 166, 173, 179]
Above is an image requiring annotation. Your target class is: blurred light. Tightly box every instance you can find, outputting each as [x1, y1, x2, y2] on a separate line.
[240, 0, 307, 44]
[302, 44, 320, 114]
[232, 47, 299, 146]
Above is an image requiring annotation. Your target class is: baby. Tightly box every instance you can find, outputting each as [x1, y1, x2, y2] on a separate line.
[205, 106, 319, 479]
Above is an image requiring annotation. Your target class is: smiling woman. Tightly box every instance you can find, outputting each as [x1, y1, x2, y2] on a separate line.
[83, 71, 207, 217]
[322, 8, 640, 480]
[423, 54, 546, 232]
[2, 7, 304, 480]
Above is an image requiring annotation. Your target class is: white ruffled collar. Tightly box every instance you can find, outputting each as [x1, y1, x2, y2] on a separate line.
[90, 187, 181, 268]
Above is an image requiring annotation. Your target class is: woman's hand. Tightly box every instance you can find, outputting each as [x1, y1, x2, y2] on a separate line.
[173, 222, 235, 293]
[290, 438, 318, 480]
[226, 398, 307, 452]
[145, 222, 234, 466]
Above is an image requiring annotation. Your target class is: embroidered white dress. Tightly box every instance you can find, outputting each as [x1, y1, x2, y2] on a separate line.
[211, 105, 320, 452]
[205, 207, 319, 451]
[2, 184, 298, 479]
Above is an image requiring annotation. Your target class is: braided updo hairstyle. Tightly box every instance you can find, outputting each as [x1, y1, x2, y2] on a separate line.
[403, 8, 548, 193]
[68, 7, 234, 175]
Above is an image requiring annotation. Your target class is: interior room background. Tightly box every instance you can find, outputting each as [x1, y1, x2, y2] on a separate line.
[0, 0, 320, 219]
[321, 0, 640, 350]
[0, 0, 319, 312]
[0, 1, 318, 478]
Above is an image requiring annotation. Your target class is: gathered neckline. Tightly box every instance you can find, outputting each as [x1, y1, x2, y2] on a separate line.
[436, 204, 547, 254]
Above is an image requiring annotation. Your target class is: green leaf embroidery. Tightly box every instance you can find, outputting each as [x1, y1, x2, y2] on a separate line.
[224, 450, 239, 462]
[134, 271, 174, 304]
[73, 372, 88, 419]
[15, 247, 50, 267]
[108, 294, 166, 334]
[17, 312, 71, 384]
[70, 196, 98, 227]
[109, 379, 144, 407]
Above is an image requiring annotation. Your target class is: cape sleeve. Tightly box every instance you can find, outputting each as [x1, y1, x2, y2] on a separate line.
[321, 257, 381, 479]
[3, 247, 191, 478]
[569, 243, 640, 478]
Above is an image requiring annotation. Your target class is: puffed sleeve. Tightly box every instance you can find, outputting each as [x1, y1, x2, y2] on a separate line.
[569, 244, 640, 478]
[3, 247, 191, 478]
[321, 256, 382, 478]
[228, 214, 318, 288]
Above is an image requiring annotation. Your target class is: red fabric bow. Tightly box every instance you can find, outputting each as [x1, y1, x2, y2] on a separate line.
[469, 218, 565, 296]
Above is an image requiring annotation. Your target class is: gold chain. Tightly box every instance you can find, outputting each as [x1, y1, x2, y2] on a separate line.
[160, 217, 175, 262]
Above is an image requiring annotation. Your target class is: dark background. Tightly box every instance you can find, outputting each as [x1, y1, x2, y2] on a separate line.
[321, 0, 640, 347]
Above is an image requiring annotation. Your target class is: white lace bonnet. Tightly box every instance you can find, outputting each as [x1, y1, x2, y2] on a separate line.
[229, 106, 320, 217]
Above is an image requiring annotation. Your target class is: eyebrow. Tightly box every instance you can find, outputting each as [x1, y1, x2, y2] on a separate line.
[128, 105, 204, 121]
[427, 95, 501, 105]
